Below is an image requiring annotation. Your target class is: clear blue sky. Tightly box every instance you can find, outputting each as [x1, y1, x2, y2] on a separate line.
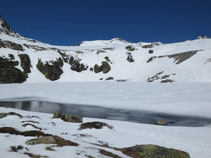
[1, 0, 211, 45]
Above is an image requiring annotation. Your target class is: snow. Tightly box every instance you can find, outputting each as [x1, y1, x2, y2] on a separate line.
[1, 18, 211, 158]
[0, 82, 211, 118]
[1, 27, 211, 83]
[0, 107, 211, 158]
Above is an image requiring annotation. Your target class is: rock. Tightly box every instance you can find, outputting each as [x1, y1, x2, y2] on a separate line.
[160, 79, 174, 83]
[0, 16, 15, 34]
[10, 145, 24, 152]
[197, 35, 208, 39]
[0, 57, 27, 83]
[0, 39, 24, 51]
[69, 56, 88, 72]
[53, 112, 82, 123]
[36, 59, 63, 81]
[18, 54, 32, 73]
[147, 56, 157, 63]
[127, 53, 135, 62]
[8, 54, 15, 60]
[104, 56, 111, 63]
[90, 67, 93, 72]
[125, 45, 135, 51]
[94, 61, 111, 74]
[99, 78, 103, 80]
[94, 64, 102, 73]
[156, 120, 168, 125]
[142, 44, 154, 49]
[101, 61, 111, 73]
[106, 77, 114, 80]
[26, 136, 56, 145]
[0, 127, 50, 137]
[148, 50, 154, 54]
[79, 122, 113, 130]
[121, 144, 190, 158]
[0, 113, 7, 119]
[26, 136, 78, 146]
[99, 149, 123, 158]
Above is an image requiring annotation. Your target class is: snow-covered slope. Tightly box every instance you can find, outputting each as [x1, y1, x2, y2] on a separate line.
[1, 16, 211, 83]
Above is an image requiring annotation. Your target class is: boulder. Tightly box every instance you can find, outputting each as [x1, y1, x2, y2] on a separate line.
[53, 112, 82, 123]
[94, 61, 111, 74]
[121, 144, 190, 158]
[148, 50, 154, 54]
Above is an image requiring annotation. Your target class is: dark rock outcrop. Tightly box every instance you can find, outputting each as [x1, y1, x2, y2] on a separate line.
[69, 56, 88, 72]
[0, 57, 27, 83]
[0, 39, 24, 51]
[18, 54, 31, 74]
[94, 61, 111, 74]
[36, 59, 63, 81]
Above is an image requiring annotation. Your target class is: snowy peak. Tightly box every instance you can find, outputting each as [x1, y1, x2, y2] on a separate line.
[0, 16, 15, 35]
[78, 38, 130, 46]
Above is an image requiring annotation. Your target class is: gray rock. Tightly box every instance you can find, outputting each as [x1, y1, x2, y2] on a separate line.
[53, 112, 82, 123]
[26, 136, 56, 145]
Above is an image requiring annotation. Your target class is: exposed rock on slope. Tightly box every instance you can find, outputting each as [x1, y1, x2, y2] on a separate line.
[0, 16, 211, 83]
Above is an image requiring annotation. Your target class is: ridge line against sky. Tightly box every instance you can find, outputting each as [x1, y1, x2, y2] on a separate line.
[1, 0, 211, 46]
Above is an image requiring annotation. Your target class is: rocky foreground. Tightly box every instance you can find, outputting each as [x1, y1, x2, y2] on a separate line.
[0, 108, 191, 158]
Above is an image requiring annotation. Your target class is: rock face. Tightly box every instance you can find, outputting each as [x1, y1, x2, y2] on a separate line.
[0, 39, 24, 51]
[0, 16, 15, 34]
[53, 112, 82, 123]
[121, 144, 190, 158]
[94, 61, 111, 73]
[69, 56, 88, 72]
[0, 57, 27, 83]
[18, 54, 31, 73]
[36, 59, 63, 81]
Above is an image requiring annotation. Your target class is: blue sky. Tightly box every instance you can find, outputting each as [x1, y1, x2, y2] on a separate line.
[1, 0, 211, 45]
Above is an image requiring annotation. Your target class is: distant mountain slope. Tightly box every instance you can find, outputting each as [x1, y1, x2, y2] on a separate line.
[0, 16, 211, 83]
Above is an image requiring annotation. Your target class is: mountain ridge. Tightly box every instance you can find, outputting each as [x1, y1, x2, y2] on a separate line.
[0, 17, 211, 83]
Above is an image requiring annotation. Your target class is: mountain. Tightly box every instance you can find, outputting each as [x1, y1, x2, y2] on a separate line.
[0, 16, 211, 83]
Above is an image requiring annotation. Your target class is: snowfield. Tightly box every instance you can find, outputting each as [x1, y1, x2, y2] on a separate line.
[1, 17, 211, 158]
[0, 82, 211, 117]
[1, 15, 211, 83]
[0, 107, 211, 158]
